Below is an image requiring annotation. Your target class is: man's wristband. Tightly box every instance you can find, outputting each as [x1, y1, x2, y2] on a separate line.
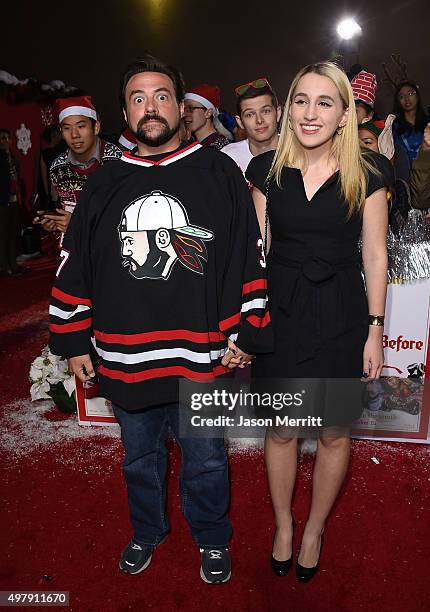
[368, 315, 385, 326]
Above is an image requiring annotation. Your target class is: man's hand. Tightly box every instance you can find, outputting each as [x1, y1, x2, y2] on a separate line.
[44, 209, 72, 233]
[33, 210, 57, 232]
[422, 122, 430, 152]
[221, 339, 254, 369]
[68, 354, 95, 383]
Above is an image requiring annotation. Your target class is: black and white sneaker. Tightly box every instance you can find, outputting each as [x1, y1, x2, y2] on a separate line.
[199, 547, 231, 584]
[119, 540, 154, 575]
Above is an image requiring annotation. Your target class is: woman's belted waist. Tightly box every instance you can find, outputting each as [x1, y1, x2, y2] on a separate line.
[271, 252, 361, 282]
[269, 252, 362, 364]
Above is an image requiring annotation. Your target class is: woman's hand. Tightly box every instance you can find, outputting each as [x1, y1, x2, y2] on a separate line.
[362, 329, 384, 380]
[221, 338, 254, 369]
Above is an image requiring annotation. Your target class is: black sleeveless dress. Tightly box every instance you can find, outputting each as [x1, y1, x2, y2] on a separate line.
[245, 152, 387, 426]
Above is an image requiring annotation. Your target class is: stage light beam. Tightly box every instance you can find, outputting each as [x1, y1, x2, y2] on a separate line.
[337, 18, 362, 40]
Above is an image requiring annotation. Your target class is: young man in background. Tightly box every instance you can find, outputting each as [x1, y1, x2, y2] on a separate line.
[222, 78, 281, 176]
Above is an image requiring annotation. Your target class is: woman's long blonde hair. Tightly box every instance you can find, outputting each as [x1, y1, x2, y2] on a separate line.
[268, 61, 376, 217]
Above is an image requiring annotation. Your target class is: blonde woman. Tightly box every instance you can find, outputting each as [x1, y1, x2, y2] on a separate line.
[245, 62, 388, 581]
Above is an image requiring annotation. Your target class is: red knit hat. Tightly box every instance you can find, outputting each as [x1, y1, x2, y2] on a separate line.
[351, 71, 377, 108]
[56, 96, 97, 122]
[118, 128, 136, 150]
[184, 85, 220, 115]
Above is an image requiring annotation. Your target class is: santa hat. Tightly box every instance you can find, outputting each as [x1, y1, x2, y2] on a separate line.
[184, 84, 220, 116]
[351, 71, 377, 109]
[118, 128, 136, 150]
[56, 96, 97, 122]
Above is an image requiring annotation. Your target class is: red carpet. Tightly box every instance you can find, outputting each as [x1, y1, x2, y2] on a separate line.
[1, 258, 429, 611]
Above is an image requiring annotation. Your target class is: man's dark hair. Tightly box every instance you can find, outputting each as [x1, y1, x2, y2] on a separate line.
[0, 128, 11, 137]
[236, 85, 278, 116]
[119, 55, 186, 110]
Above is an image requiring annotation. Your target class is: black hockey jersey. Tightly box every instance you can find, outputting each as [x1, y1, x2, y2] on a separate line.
[49, 142, 273, 410]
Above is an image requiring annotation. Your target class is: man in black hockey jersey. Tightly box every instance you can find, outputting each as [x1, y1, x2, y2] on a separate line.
[49, 56, 272, 584]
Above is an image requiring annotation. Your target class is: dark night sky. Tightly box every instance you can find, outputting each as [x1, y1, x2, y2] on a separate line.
[2, 0, 429, 130]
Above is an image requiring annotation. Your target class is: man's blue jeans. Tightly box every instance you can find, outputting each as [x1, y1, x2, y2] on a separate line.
[112, 402, 232, 548]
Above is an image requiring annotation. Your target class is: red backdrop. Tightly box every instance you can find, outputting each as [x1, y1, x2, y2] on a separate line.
[0, 100, 54, 210]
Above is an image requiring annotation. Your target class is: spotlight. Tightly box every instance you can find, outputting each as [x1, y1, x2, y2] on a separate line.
[337, 18, 362, 40]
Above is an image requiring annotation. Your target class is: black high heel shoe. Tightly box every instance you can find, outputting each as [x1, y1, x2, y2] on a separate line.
[271, 520, 295, 577]
[296, 531, 324, 582]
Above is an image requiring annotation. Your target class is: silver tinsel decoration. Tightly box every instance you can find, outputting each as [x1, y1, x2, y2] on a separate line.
[387, 210, 430, 283]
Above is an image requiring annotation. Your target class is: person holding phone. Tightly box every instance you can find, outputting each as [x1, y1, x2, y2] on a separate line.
[246, 61, 388, 581]
[34, 96, 121, 234]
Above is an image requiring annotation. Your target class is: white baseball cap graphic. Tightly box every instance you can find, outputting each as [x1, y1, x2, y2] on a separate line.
[120, 191, 213, 239]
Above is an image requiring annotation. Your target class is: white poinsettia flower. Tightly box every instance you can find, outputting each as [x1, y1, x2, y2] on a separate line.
[29, 364, 43, 382]
[30, 366, 50, 384]
[63, 377, 76, 396]
[42, 356, 53, 368]
[57, 359, 70, 375]
[50, 362, 62, 379]
[30, 381, 51, 401]
[29, 346, 74, 400]
[31, 356, 46, 370]
[59, 359, 70, 371]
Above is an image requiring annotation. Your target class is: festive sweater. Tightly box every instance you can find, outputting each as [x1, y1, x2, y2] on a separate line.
[200, 132, 231, 150]
[49, 142, 273, 410]
[49, 139, 122, 213]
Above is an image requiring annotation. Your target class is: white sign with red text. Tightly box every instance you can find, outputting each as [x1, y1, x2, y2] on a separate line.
[353, 279, 430, 441]
[382, 280, 429, 375]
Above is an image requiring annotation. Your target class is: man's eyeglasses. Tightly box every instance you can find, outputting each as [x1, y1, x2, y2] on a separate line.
[184, 105, 206, 113]
[235, 77, 270, 97]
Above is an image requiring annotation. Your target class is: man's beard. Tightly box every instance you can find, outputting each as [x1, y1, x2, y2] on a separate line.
[123, 242, 170, 279]
[132, 113, 180, 148]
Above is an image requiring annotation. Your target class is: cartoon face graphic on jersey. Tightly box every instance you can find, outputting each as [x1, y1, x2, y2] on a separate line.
[119, 190, 214, 280]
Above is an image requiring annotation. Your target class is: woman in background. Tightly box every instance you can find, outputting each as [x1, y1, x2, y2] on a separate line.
[392, 81, 428, 163]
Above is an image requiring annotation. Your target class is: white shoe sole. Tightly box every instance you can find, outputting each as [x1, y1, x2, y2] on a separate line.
[200, 567, 231, 584]
[119, 553, 152, 575]
[118, 535, 168, 575]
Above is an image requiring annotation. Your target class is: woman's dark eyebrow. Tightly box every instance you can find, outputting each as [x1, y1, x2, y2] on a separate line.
[294, 92, 335, 102]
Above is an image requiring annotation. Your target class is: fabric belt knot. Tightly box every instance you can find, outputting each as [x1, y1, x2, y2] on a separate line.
[301, 257, 335, 283]
[271, 252, 360, 364]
